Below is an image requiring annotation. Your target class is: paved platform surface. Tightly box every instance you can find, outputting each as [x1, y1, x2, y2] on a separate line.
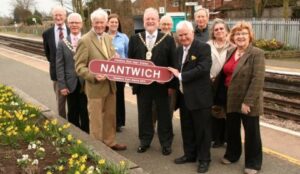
[0, 45, 300, 174]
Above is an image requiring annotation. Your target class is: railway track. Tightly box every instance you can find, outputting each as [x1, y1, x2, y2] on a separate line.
[0, 34, 300, 122]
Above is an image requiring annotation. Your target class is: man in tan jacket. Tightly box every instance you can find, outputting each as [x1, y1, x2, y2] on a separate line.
[75, 8, 126, 151]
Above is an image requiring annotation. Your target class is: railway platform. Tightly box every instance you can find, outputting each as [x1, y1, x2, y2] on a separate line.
[0, 33, 300, 174]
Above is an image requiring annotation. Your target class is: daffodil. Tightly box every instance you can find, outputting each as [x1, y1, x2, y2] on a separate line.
[67, 134, 73, 141]
[58, 165, 64, 171]
[98, 159, 105, 165]
[80, 164, 86, 171]
[51, 119, 57, 125]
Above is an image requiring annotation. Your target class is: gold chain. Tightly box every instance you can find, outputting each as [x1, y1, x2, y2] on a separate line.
[138, 33, 169, 52]
[63, 38, 75, 53]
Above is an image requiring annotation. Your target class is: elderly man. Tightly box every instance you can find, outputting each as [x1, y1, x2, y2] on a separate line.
[168, 21, 212, 173]
[42, 6, 69, 118]
[128, 7, 177, 155]
[75, 8, 126, 151]
[159, 15, 173, 34]
[56, 13, 89, 133]
[194, 8, 210, 42]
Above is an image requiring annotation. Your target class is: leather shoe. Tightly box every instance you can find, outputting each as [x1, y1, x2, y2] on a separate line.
[198, 162, 209, 173]
[162, 147, 172, 155]
[212, 142, 224, 148]
[174, 156, 196, 164]
[111, 144, 127, 151]
[116, 127, 122, 132]
[137, 145, 150, 153]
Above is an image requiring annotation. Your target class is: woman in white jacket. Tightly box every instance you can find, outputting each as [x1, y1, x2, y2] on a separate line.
[207, 18, 233, 148]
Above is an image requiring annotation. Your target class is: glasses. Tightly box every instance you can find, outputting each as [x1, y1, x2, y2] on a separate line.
[234, 32, 249, 36]
[161, 23, 172, 26]
[214, 27, 224, 32]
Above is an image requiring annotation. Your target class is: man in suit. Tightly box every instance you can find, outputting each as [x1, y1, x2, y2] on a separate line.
[75, 8, 126, 151]
[42, 6, 70, 118]
[56, 13, 89, 133]
[128, 7, 177, 156]
[168, 21, 212, 173]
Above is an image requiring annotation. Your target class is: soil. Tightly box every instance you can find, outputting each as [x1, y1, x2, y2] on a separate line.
[0, 140, 62, 174]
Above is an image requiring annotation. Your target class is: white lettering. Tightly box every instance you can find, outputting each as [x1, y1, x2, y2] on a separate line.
[109, 65, 116, 74]
[145, 69, 152, 78]
[153, 70, 160, 79]
[116, 65, 124, 74]
[131, 67, 141, 76]
[100, 64, 108, 72]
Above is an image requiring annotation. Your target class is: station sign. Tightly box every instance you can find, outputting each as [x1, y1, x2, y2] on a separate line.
[89, 58, 174, 85]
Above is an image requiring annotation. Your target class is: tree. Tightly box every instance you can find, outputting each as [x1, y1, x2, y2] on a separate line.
[283, 0, 289, 19]
[12, 0, 36, 10]
[253, 0, 268, 17]
[13, 6, 32, 23]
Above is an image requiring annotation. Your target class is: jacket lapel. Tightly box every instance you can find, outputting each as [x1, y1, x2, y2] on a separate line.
[90, 31, 108, 59]
[232, 45, 253, 79]
[182, 40, 196, 66]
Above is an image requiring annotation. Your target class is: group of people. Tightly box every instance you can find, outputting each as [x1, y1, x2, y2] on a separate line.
[42, 5, 265, 174]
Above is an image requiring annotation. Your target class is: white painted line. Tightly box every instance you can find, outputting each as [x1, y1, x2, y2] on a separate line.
[260, 121, 300, 137]
[266, 68, 300, 76]
[0, 47, 47, 63]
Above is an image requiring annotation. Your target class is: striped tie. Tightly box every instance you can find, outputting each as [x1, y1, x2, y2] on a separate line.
[58, 27, 64, 40]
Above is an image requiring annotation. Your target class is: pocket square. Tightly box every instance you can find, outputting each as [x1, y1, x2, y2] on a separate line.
[191, 55, 197, 61]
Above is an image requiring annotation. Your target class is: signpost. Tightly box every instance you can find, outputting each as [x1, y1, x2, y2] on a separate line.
[89, 58, 174, 85]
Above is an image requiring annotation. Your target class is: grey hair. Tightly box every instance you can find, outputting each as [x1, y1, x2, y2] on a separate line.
[210, 18, 230, 40]
[144, 7, 159, 19]
[194, 7, 209, 18]
[90, 8, 108, 22]
[176, 20, 194, 32]
[51, 5, 67, 16]
[160, 15, 173, 24]
[67, 13, 82, 22]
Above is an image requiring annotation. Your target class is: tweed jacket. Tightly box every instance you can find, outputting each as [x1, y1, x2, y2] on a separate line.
[226, 45, 265, 116]
[75, 30, 116, 99]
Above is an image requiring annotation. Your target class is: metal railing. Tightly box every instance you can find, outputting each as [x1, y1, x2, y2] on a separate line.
[209, 18, 300, 49]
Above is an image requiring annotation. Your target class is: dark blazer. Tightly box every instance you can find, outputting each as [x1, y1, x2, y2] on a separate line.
[226, 45, 265, 116]
[128, 31, 178, 94]
[56, 36, 78, 93]
[177, 39, 212, 110]
[42, 26, 70, 80]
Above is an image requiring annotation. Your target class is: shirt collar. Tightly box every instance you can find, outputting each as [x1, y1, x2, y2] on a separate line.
[146, 30, 158, 38]
[55, 23, 66, 30]
[70, 33, 81, 39]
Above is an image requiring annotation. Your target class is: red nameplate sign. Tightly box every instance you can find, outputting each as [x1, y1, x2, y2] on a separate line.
[89, 58, 174, 84]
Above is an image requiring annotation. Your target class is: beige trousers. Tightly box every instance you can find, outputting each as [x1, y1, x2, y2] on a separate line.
[87, 93, 116, 147]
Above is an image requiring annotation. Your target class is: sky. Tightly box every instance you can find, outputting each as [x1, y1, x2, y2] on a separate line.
[0, 0, 60, 17]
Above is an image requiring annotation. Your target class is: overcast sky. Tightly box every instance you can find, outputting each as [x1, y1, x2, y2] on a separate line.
[0, 0, 61, 17]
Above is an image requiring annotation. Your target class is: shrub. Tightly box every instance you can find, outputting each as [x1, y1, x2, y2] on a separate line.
[253, 39, 285, 51]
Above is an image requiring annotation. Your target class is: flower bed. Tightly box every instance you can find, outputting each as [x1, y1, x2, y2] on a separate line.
[0, 84, 129, 174]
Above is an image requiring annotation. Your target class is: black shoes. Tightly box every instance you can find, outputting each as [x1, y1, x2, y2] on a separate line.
[198, 162, 209, 173]
[162, 147, 172, 156]
[174, 156, 196, 164]
[116, 127, 122, 132]
[212, 142, 224, 148]
[137, 145, 150, 153]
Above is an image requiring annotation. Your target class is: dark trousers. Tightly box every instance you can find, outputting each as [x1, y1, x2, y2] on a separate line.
[212, 117, 226, 144]
[136, 86, 173, 148]
[179, 93, 211, 162]
[67, 82, 89, 133]
[116, 82, 126, 128]
[224, 112, 262, 170]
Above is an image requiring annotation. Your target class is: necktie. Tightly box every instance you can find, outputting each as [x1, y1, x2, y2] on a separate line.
[72, 36, 78, 51]
[58, 27, 64, 40]
[100, 37, 108, 58]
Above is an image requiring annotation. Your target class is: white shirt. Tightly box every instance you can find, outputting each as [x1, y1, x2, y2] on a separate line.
[54, 24, 68, 47]
[179, 45, 191, 81]
[145, 30, 158, 48]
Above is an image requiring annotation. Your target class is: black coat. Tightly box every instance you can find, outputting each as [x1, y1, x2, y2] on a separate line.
[128, 31, 178, 95]
[177, 39, 213, 110]
[42, 26, 70, 81]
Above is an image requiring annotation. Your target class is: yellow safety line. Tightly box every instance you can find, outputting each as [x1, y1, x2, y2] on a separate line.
[263, 147, 300, 166]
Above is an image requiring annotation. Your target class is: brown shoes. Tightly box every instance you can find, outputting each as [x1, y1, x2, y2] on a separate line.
[111, 144, 127, 151]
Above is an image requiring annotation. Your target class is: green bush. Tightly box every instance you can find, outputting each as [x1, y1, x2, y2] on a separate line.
[253, 39, 285, 51]
[25, 15, 42, 25]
